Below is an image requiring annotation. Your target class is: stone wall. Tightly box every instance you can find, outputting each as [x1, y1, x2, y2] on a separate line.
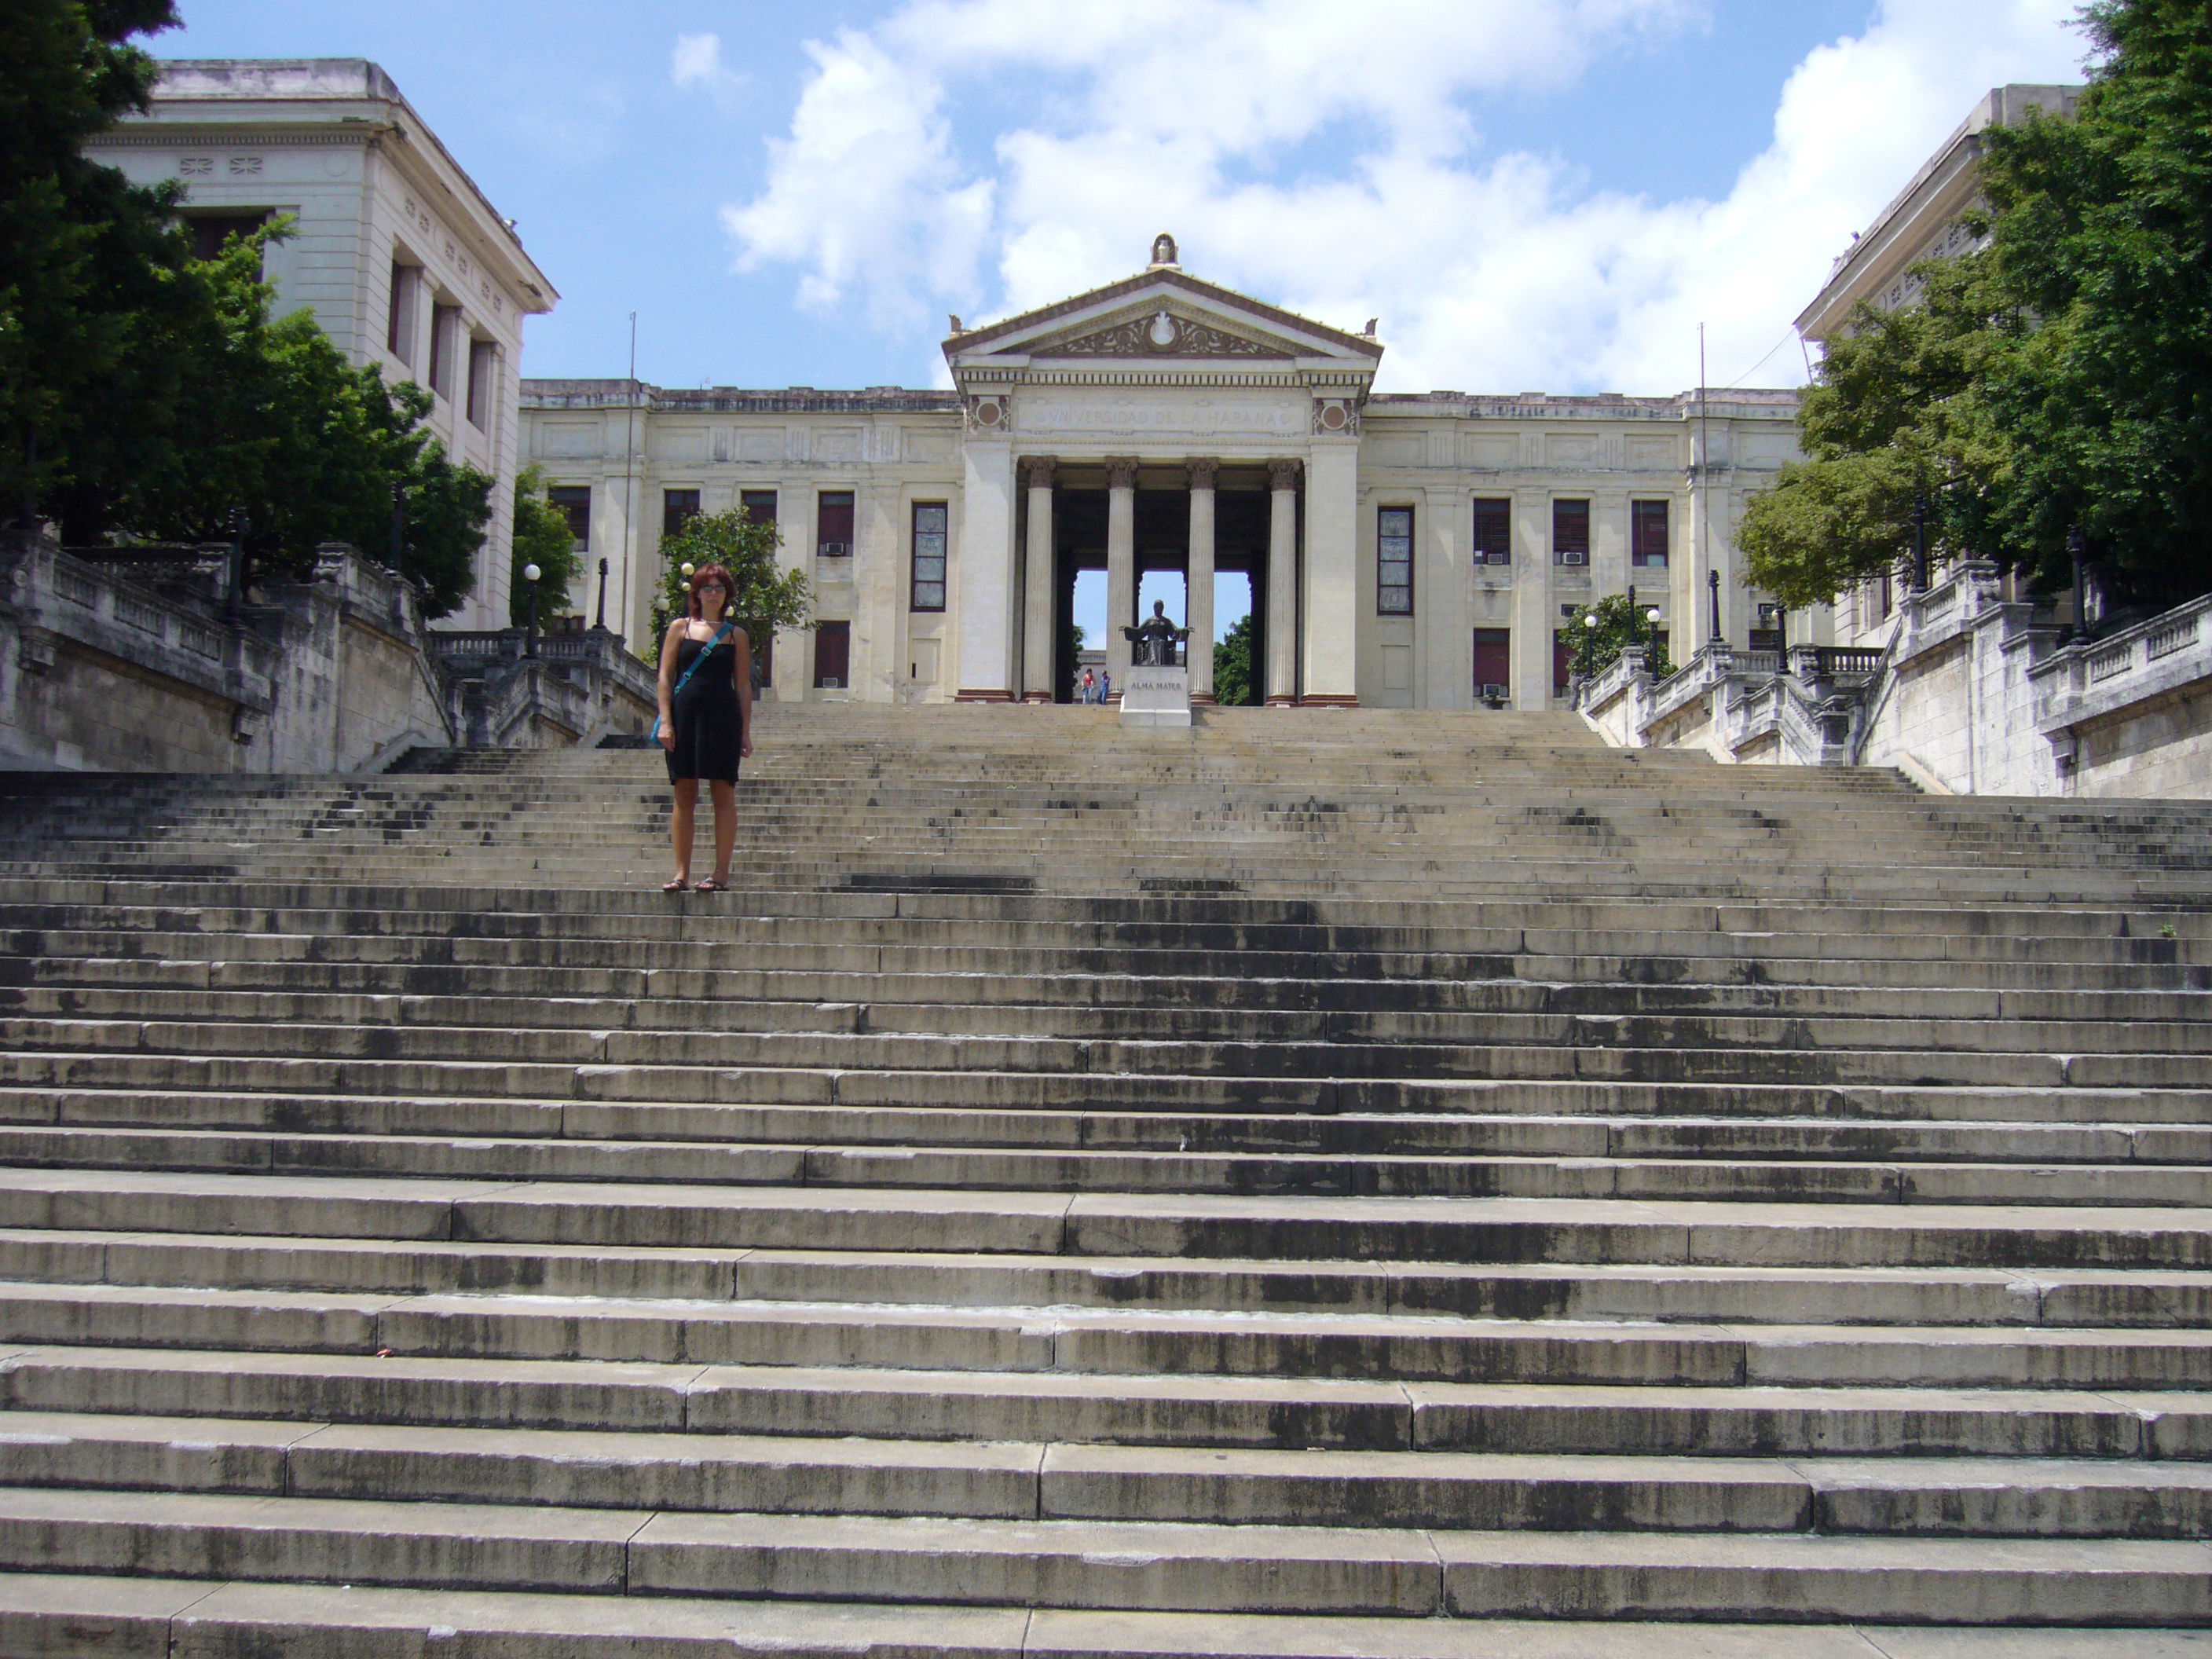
[0, 538, 455, 775]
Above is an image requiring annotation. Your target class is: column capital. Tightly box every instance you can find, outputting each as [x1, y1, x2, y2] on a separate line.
[1187, 458, 1219, 491]
[1105, 457, 1140, 491]
[1266, 458, 1303, 491]
[1021, 456, 1057, 489]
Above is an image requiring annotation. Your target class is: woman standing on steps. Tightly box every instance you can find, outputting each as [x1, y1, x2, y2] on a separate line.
[657, 564, 753, 892]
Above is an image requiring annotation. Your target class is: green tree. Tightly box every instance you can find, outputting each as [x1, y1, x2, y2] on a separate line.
[1211, 612, 1258, 705]
[1972, 0, 2212, 609]
[1740, 253, 2010, 607]
[511, 464, 584, 628]
[650, 505, 811, 667]
[1, 0, 188, 530]
[112, 227, 489, 614]
[1741, 0, 2212, 613]
[1566, 593, 1674, 682]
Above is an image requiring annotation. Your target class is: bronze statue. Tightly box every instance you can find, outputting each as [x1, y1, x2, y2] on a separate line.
[1124, 600, 1189, 667]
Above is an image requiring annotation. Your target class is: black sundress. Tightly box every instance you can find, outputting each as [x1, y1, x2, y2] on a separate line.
[664, 632, 743, 785]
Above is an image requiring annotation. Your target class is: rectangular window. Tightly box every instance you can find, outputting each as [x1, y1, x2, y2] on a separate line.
[1553, 630, 1575, 697]
[662, 489, 701, 540]
[1632, 499, 1670, 567]
[1552, 500, 1590, 566]
[817, 490, 855, 555]
[1377, 506, 1414, 615]
[911, 501, 948, 611]
[386, 261, 419, 364]
[548, 486, 590, 551]
[1473, 498, 1511, 566]
[186, 211, 269, 267]
[740, 489, 778, 526]
[465, 339, 495, 430]
[1472, 628, 1511, 701]
[814, 620, 851, 689]
[428, 303, 460, 399]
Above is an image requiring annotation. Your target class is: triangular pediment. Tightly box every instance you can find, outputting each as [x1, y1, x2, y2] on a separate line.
[1042, 301, 1290, 361]
[947, 268, 1381, 368]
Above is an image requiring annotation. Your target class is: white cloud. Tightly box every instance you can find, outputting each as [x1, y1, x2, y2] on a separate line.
[672, 31, 745, 104]
[726, 0, 2087, 391]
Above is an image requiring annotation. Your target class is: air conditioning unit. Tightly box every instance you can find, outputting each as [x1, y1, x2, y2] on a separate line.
[1485, 550, 1511, 566]
[818, 677, 844, 690]
[818, 541, 851, 558]
[1482, 683, 1510, 702]
[1558, 551, 1587, 566]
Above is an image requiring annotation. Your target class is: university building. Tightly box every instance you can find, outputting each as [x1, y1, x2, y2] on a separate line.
[522, 240, 1808, 711]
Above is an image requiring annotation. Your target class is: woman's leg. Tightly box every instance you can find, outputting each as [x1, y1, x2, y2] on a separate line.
[670, 778, 698, 881]
[709, 779, 737, 883]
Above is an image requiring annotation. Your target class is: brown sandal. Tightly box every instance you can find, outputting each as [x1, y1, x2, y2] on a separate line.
[661, 877, 690, 892]
[694, 876, 726, 893]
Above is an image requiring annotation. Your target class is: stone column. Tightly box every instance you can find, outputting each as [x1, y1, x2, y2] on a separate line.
[954, 434, 1016, 701]
[1265, 459, 1300, 705]
[1104, 457, 1138, 694]
[1021, 457, 1055, 701]
[1186, 459, 1217, 702]
[1301, 439, 1360, 706]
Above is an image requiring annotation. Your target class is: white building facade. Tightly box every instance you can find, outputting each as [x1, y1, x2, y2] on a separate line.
[86, 59, 558, 632]
[523, 247, 1807, 710]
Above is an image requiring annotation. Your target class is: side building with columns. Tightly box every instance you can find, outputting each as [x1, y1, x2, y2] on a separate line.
[86, 59, 558, 632]
[522, 244, 1807, 708]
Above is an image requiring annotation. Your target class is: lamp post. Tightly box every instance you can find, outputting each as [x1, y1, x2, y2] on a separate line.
[1708, 568, 1723, 643]
[522, 562, 541, 659]
[1912, 491, 1930, 594]
[1646, 606, 1662, 664]
[594, 557, 610, 631]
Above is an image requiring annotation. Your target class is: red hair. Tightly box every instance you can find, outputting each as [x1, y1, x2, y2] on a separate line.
[686, 564, 737, 621]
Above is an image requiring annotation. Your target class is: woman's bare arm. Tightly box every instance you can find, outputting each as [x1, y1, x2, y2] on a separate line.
[734, 628, 754, 759]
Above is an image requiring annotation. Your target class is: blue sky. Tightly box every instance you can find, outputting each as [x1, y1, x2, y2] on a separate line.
[159, 0, 2089, 397]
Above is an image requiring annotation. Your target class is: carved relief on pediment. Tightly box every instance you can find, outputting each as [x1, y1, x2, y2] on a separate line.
[1046, 306, 1285, 360]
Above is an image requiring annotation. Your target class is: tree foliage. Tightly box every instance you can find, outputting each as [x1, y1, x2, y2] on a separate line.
[3, 6, 490, 616]
[1566, 591, 1675, 683]
[1, 0, 185, 525]
[650, 507, 811, 667]
[1741, 0, 2212, 613]
[1211, 611, 1259, 706]
[511, 464, 584, 628]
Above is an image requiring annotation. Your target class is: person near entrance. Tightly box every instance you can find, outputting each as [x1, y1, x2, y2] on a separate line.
[1079, 665, 1097, 703]
[657, 564, 753, 892]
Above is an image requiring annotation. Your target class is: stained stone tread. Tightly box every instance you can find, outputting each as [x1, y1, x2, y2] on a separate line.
[0, 1485, 2205, 1619]
[7, 1344, 2203, 1458]
[3, 1229, 2203, 1326]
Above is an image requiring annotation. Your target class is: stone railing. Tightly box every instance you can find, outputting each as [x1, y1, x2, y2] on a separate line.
[428, 624, 657, 750]
[1577, 555, 2211, 797]
[1, 534, 459, 771]
[2030, 591, 2212, 738]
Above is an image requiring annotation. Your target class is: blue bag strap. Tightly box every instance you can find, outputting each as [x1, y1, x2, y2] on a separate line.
[668, 621, 734, 699]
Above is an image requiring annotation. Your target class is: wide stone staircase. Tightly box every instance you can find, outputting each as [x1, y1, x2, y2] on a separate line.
[0, 704, 2207, 1655]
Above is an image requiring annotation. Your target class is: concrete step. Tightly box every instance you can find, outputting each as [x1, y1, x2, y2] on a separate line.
[1, 1168, 2209, 1268]
[8, 1229, 2202, 1326]
[0, 1485, 2204, 1619]
[2, 1410, 2208, 1539]
[0, 1277, 2207, 1387]
[10, 1345, 2201, 1458]
[7, 1574, 2206, 1659]
[3, 1122, 2212, 1208]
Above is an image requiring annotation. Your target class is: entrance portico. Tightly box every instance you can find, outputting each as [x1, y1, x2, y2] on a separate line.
[943, 242, 1381, 707]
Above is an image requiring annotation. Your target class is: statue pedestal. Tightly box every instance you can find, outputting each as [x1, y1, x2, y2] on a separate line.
[1119, 665, 1191, 727]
